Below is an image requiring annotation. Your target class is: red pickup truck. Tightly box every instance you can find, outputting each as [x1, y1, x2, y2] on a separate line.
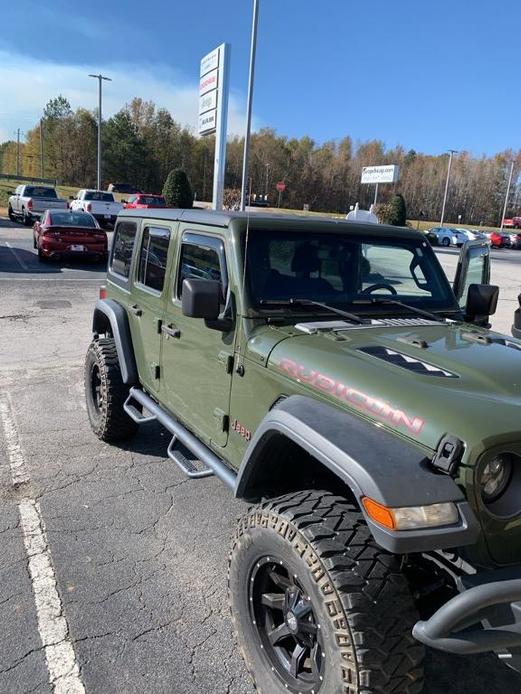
[502, 216, 521, 228]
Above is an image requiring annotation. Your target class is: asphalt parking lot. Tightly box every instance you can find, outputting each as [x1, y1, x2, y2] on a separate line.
[1, 216, 521, 694]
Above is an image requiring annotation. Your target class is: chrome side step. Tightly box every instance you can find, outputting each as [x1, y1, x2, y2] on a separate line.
[167, 438, 214, 479]
[124, 387, 236, 490]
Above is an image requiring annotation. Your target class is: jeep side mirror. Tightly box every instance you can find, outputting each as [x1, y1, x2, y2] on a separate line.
[181, 278, 220, 320]
[465, 284, 499, 325]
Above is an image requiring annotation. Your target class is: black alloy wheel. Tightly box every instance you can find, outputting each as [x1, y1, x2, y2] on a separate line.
[249, 557, 323, 690]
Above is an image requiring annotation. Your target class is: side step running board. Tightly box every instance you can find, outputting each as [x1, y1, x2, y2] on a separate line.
[123, 396, 157, 423]
[167, 438, 214, 479]
[124, 387, 236, 490]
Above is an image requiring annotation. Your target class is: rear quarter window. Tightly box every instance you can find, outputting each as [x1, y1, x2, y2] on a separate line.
[111, 221, 137, 278]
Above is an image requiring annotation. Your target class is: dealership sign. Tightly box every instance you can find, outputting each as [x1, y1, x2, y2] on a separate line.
[361, 165, 400, 184]
[198, 44, 230, 210]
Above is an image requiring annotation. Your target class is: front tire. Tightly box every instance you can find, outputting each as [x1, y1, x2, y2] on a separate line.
[8, 205, 15, 221]
[84, 338, 137, 442]
[229, 490, 424, 694]
[441, 237, 450, 246]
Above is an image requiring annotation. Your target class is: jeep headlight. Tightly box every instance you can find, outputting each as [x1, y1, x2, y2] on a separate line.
[480, 455, 513, 503]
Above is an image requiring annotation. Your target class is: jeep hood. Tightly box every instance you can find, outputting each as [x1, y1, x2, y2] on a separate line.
[264, 321, 521, 456]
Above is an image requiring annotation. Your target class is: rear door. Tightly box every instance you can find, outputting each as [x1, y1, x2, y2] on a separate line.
[160, 227, 234, 448]
[127, 223, 174, 397]
[453, 239, 491, 308]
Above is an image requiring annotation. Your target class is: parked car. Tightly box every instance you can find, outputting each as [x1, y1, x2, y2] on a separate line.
[33, 210, 107, 263]
[453, 228, 479, 245]
[107, 183, 141, 194]
[489, 230, 512, 248]
[502, 217, 521, 229]
[69, 190, 123, 227]
[8, 185, 68, 226]
[124, 194, 167, 209]
[426, 226, 457, 246]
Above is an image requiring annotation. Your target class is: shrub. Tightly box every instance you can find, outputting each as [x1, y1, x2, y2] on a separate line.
[223, 188, 241, 210]
[384, 193, 407, 226]
[162, 169, 193, 208]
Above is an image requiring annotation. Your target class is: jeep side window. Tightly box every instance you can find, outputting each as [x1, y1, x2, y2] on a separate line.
[137, 226, 170, 293]
[111, 221, 137, 278]
[177, 242, 224, 299]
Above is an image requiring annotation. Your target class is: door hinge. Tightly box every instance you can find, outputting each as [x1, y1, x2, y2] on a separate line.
[218, 351, 234, 374]
[213, 408, 229, 432]
[156, 318, 163, 334]
[154, 364, 160, 380]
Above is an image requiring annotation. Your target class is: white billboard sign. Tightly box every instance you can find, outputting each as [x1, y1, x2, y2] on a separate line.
[199, 90, 217, 115]
[361, 165, 399, 184]
[200, 48, 219, 77]
[197, 43, 230, 209]
[198, 109, 217, 135]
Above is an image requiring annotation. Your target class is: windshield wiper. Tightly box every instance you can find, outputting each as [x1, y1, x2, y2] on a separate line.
[259, 298, 365, 324]
[353, 297, 445, 323]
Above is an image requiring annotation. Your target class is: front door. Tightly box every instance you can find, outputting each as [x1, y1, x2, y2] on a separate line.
[127, 223, 173, 397]
[453, 239, 491, 308]
[160, 228, 234, 448]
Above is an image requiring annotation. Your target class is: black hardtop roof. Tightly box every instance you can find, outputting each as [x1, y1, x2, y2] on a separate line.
[118, 207, 423, 241]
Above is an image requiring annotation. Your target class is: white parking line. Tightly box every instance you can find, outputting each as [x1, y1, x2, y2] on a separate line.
[0, 396, 85, 694]
[4, 241, 29, 270]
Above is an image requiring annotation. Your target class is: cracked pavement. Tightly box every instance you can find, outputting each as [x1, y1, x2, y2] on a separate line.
[1, 218, 521, 693]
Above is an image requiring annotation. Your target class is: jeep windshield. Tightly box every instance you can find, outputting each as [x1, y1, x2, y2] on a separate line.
[247, 229, 459, 315]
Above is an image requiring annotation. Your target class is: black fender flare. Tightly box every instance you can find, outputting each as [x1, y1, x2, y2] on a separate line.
[234, 395, 480, 554]
[92, 299, 138, 385]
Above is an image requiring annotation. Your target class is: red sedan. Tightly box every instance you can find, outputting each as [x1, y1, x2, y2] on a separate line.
[489, 230, 512, 248]
[123, 193, 167, 209]
[33, 210, 108, 263]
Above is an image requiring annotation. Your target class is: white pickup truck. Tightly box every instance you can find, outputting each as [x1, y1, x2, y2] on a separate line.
[8, 185, 68, 226]
[69, 190, 123, 228]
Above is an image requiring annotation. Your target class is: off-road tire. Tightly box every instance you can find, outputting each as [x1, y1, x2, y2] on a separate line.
[84, 338, 137, 442]
[229, 490, 424, 694]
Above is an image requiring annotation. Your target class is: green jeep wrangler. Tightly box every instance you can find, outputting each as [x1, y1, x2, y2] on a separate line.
[85, 209, 521, 694]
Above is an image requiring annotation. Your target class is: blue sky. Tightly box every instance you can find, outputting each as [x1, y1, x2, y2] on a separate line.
[0, 0, 519, 155]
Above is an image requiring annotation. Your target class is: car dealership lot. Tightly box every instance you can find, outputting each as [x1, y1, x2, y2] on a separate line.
[1, 216, 521, 694]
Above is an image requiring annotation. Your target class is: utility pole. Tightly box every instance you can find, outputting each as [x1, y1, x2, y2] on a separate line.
[16, 128, 20, 177]
[240, 0, 259, 211]
[88, 73, 112, 190]
[500, 160, 515, 232]
[39, 119, 44, 178]
[440, 149, 458, 227]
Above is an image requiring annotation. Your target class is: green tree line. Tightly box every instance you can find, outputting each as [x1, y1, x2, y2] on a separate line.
[1, 95, 520, 225]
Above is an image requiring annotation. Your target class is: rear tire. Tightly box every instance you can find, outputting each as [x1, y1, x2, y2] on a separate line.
[229, 490, 424, 694]
[22, 209, 32, 226]
[84, 338, 138, 442]
[37, 247, 48, 262]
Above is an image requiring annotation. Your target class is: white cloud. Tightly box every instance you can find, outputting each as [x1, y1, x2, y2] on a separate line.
[0, 50, 258, 143]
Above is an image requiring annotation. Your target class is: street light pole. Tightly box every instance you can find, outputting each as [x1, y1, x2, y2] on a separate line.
[88, 73, 112, 190]
[440, 149, 458, 227]
[39, 119, 44, 179]
[500, 160, 515, 232]
[240, 0, 259, 211]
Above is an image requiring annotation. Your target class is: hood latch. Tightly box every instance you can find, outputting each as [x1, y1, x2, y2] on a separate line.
[431, 434, 465, 476]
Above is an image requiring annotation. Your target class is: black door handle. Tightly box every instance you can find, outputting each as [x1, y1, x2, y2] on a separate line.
[129, 304, 142, 317]
[161, 324, 181, 339]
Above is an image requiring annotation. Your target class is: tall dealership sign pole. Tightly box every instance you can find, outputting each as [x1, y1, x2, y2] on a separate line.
[440, 149, 457, 227]
[499, 160, 515, 233]
[199, 44, 230, 210]
[88, 74, 111, 190]
[240, 0, 259, 211]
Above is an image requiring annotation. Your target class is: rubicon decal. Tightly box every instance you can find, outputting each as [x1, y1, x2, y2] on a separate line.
[279, 358, 425, 435]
